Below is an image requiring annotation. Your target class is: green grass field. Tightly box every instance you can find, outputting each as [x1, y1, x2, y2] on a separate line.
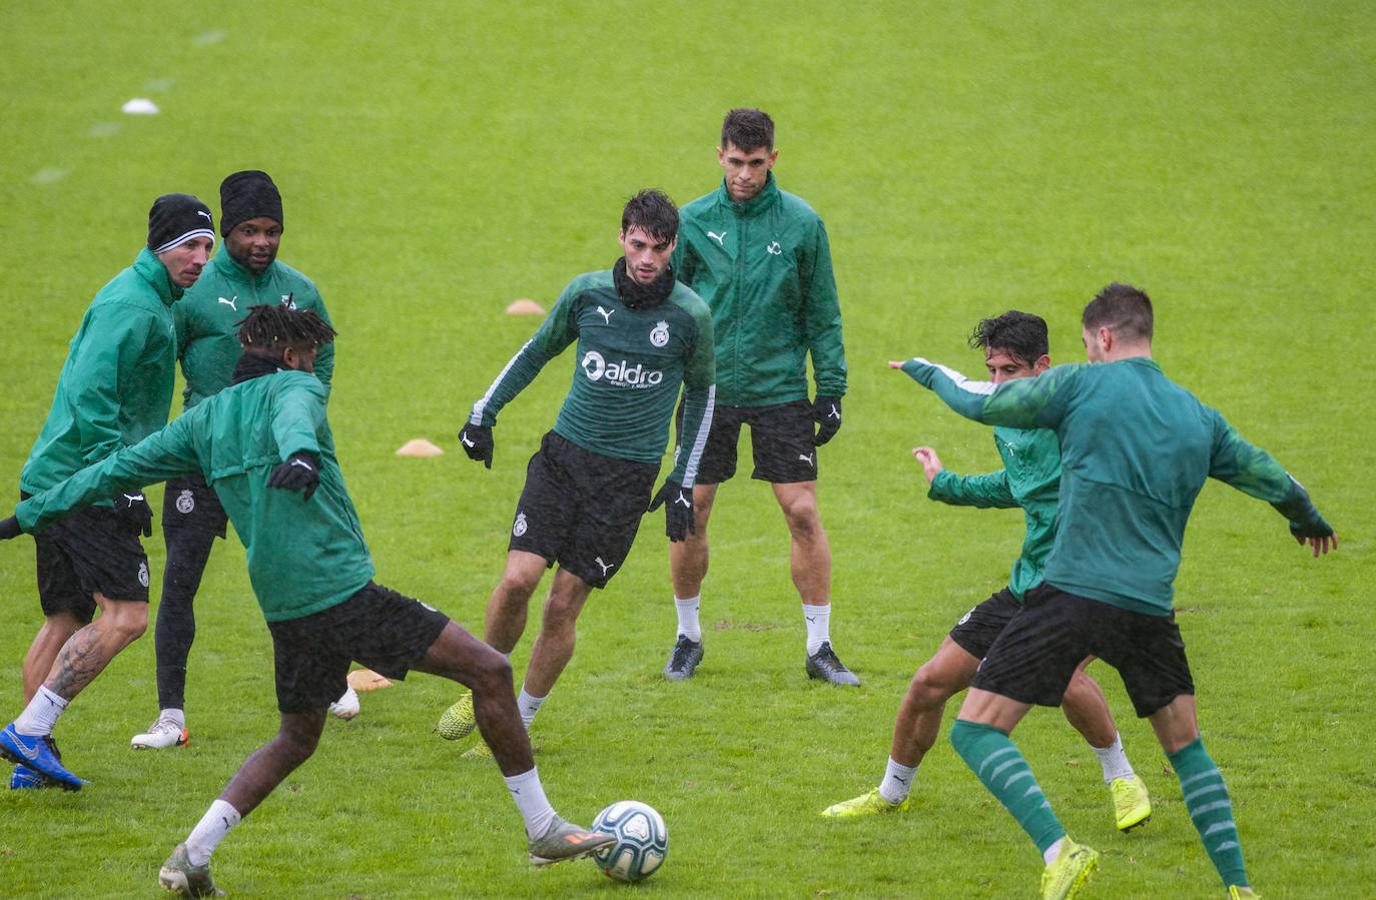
[1, 2, 1372, 897]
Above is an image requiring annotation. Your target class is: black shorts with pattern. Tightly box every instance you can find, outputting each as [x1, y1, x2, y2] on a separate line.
[970, 583, 1195, 718]
[695, 400, 818, 485]
[268, 581, 449, 714]
[508, 431, 658, 589]
[26, 491, 150, 621]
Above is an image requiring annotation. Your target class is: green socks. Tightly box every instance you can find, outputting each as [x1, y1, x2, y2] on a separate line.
[950, 719, 1065, 854]
[1168, 737, 1248, 887]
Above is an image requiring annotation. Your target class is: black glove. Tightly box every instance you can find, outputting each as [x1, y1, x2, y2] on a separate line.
[267, 451, 320, 501]
[812, 395, 842, 446]
[648, 480, 695, 542]
[0, 515, 21, 540]
[458, 423, 494, 469]
[112, 491, 153, 537]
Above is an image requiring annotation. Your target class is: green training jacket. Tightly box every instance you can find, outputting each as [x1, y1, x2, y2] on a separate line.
[20, 248, 183, 495]
[17, 371, 374, 623]
[176, 245, 334, 410]
[469, 268, 716, 485]
[927, 425, 1060, 601]
[902, 356, 1330, 616]
[673, 174, 846, 408]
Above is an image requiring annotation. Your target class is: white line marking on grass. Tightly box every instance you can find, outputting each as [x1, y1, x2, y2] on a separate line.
[32, 168, 69, 185]
[90, 122, 121, 137]
[144, 78, 175, 92]
[193, 30, 225, 45]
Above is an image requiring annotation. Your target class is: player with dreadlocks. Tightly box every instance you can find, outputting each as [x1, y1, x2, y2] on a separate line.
[0, 305, 614, 896]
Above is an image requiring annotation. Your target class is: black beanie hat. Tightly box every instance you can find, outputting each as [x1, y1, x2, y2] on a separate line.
[220, 170, 283, 237]
[148, 194, 215, 253]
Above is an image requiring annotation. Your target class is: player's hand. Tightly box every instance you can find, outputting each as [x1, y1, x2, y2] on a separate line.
[267, 452, 320, 501]
[1293, 528, 1339, 558]
[0, 515, 21, 540]
[458, 423, 494, 469]
[812, 395, 842, 446]
[112, 491, 153, 537]
[648, 480, 695, 542]
[913, 447, 944, 483]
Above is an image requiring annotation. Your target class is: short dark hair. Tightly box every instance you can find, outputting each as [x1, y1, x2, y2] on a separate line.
[968, 310, 1049, 367]
[1082, 283, 1153, 342]
[721, 108, 774, 152]
[621, 189, 679, 243]
[237, 305, 337, 354]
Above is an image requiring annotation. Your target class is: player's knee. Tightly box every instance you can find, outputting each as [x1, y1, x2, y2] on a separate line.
[909, 663, 957, 707]
[106, 603, 149, 642]
[473, 645, 513, 689]
[780, 499, 822, 537]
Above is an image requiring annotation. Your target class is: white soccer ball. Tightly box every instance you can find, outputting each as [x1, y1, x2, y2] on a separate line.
[590, 800, 668, 883]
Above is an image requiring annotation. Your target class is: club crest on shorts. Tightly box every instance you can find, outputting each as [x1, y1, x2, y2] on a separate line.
[957, 607, 975, 626]
[649, 320, 669, 347]
[138, 561, 150, 588]
[175, 489, 195, 514]
[512, 512, 528, 537]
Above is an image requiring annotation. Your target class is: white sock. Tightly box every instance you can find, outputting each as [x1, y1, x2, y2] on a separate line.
[13, 686, 69, 736]
[674, 596, 701, 642]
[504, 767, 556, 839]
[1043, 837, 1064, 865]
[160, 708, 187, 730]
[878, 756, 917, 804]
[1090, 732, 1135, 783]
[185, 799, 241, 866]
[803, 603, 831, 655]
[516, 688, 546, 731]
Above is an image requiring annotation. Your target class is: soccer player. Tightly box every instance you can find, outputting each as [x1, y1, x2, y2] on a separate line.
[663, 108, 854, 685]
[1, 194, 214, 791]
[436, 189, 715, 755]
[131, 170, 351, 753]
[0, 306, 614, 895]
[822, 312, 1150, 833]
[897, 284, 1337, 900]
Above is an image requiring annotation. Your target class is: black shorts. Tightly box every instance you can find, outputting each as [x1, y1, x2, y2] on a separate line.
[267, 582, 449, 714]
[948, 588, 1022, 660]
[971, 583, 1195, 718]
[162, 473, 228, 540]
[509, 431, 658, 589]
[696, 400, 817, 485]
[27, 491, 150, 621]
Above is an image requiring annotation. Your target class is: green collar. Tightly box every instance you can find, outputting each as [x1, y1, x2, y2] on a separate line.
[133, 246, 182, 305]
[718, 172, 780, 218]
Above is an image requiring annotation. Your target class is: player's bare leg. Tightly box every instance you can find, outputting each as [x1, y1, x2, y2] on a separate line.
[415, 621, 533, 775]
[1061, 657, 1151, 831]
[893, 638, 979, 765]
[220, 710, 326, 815]
[43, 593, 147, 700]
[522, 569, 593, 699]
[772, 480, 830, 606]
[484, 550, 548, 654]
[774, 481, 856, 685]
[821, 637, 976, 816]
[21, 611, 83, 703]
[436, 551, 546, 743]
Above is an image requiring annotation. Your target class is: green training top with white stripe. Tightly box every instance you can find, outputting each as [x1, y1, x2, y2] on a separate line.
[17, 370, 374, 623]
[927, 425, 1060, 601]
[469, 267, 716, 485]
[902, 355, 1331, 616]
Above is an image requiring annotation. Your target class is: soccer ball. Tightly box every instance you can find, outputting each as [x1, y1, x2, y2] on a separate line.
[590, 800, 668, 883]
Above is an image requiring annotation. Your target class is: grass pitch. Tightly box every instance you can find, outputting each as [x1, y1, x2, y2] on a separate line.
[1, 2, 1371, 897]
